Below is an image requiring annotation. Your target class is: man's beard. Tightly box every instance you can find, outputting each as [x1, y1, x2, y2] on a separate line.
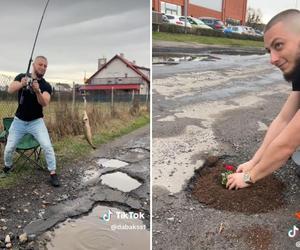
[283, 53, 300, 82]
[33, 70, 44, 79]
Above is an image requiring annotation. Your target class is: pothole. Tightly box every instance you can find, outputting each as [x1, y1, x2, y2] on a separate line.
[152, 54, 220, 65]
[187, 156, 286, 214]
[97, 159, 129, 169]
[45, 205, 149, 250]
[100, 172, 142, 192]
[96, 158, 110, 165]
[129, 147, 148, 153]
[82, 169, 101, 185]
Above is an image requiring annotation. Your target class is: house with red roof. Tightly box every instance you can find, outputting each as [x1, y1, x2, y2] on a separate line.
[80, 53, 150, 96]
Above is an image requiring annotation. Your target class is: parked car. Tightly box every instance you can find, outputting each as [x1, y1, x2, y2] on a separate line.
[179, 16, 212, 29]
[223, 26, 247, 35]
[254, 29, 264, 37]
[243, 26, 256, 36]
[165, 14, 191, 27]
[162, 14, 170, 24]
[198, 17, 225, 30]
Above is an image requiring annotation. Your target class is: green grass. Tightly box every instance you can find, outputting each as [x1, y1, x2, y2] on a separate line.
[153, 32, 264, 48]
[0, 113, 149, 188]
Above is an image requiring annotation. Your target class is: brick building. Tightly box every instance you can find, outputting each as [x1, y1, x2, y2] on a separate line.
[152, 0, 247, 25]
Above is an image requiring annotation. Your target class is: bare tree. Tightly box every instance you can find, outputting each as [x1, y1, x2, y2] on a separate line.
[246, 7, 265, 30]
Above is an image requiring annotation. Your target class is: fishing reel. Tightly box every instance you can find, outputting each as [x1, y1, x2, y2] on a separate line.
[25, 77, 36, 93]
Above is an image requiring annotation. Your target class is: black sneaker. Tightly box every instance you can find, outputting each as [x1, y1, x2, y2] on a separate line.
[50, 173, 60, 187]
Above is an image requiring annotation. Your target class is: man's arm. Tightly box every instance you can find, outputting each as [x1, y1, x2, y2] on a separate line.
[238, 91, 300, 171]
[227, 92, 300, 189]
[250, 109, 300, 182]
[8, 77, 27, 94]
[32, 80, 50, 107]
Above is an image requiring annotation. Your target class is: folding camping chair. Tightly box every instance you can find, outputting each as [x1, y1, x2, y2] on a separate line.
[0, 117, 44, 170]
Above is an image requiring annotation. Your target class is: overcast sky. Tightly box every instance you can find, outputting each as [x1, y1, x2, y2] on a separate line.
[248, 0, 299, 23]
[0, 0, 150, 84]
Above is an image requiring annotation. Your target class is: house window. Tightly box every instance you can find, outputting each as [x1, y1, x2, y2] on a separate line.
[125, 73, 128, 78]
[160, 1, 181, 16]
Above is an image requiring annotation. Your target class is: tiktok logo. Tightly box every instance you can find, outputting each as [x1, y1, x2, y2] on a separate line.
[288, 225, 299, 238]
[101, 209, 113, 222]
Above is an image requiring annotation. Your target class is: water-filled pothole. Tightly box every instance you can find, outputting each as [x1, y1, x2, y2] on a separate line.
[152, 54, 220, 65]
[96, 158, 110, 166]
[100, 172, 142, 192]
[97, 159, 129, 169]
[187, 156, 286, 214]
[46, 206, 149, 250]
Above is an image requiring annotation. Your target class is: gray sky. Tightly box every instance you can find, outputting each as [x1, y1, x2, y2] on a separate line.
[0, 0, 150, 84]
[248, 0, 299, 23]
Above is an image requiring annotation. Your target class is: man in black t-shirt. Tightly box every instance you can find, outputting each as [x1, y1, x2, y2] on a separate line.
[226, 9, 300, 190]
[3, 56, 60, 187]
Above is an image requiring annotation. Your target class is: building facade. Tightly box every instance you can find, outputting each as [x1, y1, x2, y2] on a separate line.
[80, 54, 150, 96]
[153, 0, 247, 25]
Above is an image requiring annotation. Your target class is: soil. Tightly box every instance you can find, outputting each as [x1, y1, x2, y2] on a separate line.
[223, 225, 273, 250]
[241, 226, 273, 250]
[189, 157, 286, 214]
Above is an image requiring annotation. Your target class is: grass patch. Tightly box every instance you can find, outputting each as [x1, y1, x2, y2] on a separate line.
[153, 32, 264, 48]
[54, 113, 149, 165]
[0, 113, 149, 188]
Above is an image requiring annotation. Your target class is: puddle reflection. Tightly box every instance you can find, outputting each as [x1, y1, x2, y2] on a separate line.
[46, 206, 149, 250]
[100, 172, 141, 192]
[97, 159, 129, 169]
[152, 54, 220, 65]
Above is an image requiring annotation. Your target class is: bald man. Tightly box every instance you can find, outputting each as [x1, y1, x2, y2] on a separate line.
[227, 9, 300, 190]
[3, 56, 60, 187]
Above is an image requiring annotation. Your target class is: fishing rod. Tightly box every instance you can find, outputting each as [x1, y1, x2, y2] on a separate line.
[20, 0, 50, 104]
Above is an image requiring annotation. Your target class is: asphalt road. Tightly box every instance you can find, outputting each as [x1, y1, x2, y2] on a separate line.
[0, 125, 150, 249]
[152, 42, 300, 250]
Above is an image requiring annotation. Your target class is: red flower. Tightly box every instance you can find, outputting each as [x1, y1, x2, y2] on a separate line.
[225, 164, 234, 171]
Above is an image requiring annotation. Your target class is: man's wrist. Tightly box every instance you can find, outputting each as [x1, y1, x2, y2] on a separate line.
[244, 171, 254, 184]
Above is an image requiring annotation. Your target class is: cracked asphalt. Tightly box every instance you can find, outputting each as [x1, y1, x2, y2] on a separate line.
[152, 42, 300, 250]
[0, 125, 149, 249]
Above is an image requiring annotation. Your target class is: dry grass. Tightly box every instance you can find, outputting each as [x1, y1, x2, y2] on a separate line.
[0, 99, 149, 168]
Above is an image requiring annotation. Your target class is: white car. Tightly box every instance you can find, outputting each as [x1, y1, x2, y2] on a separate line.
[224, 25, 248, 35]
[179, 16, 212, 29]
[243, 26, 257, 36]
[165, 14, 191, 27]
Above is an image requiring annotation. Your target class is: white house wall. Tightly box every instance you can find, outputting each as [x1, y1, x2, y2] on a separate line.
[94, 58, 140, 79]
[139, 79, 149, 95]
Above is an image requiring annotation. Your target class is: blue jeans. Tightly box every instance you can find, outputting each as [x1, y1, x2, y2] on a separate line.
[4, 117, 56, 172]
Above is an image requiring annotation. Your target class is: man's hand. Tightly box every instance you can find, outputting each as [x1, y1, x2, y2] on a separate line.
[236, 160, 255, 173]
[20, 77, 28, 87]
[31, 80, 41, 94]
[226, 173, 250, 190]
